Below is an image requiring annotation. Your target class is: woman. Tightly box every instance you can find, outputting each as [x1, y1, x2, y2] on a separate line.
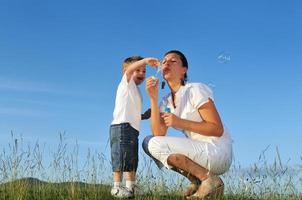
[143, 50, 232, 198]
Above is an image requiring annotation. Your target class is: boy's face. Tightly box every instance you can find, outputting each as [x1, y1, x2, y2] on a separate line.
[132, 66, 146, 85]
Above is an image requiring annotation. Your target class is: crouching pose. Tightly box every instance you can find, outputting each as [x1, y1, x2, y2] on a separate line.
[143, 50, 233, 198]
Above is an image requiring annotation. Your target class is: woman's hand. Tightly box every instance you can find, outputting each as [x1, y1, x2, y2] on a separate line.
[146, 76, 159, 100]
[161, 112, 180, 128]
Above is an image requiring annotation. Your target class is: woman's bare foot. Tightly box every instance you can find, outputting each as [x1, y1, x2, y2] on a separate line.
[183, 183, 199, 197]
[188, 175, 224, 199]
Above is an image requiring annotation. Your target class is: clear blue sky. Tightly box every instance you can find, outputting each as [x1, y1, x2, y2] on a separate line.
[1, 0, 301, 168]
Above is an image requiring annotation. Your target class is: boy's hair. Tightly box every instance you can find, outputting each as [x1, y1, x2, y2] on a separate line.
[122, 56, 144, 73]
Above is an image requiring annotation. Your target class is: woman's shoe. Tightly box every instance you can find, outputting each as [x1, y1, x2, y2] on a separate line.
[183, 183, 199, 197]
[187, 176, 224, 199]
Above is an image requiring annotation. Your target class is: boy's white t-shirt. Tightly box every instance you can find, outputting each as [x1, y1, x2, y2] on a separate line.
[111, 74, 142, 132]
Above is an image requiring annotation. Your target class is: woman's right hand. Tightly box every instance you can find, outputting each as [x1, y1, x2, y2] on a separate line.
[146, 76, 159, 100]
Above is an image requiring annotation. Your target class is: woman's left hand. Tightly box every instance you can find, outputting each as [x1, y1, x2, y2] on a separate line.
[161, 112, 180, 128]
[146, 77, 159, 100]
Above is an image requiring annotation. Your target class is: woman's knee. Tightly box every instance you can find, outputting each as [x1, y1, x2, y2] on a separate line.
[143, 136, 170, 159]
[142, 135, 153, 156]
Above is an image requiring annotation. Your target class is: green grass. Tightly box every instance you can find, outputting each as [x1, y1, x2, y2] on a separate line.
[0, 177, 300, 200]
[0, 177, 110, 200]
[0, 132, 301, 200]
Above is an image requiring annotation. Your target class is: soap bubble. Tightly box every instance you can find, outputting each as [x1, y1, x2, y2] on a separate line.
[217, 51, 231, 64]
[207, 82, 216, 90]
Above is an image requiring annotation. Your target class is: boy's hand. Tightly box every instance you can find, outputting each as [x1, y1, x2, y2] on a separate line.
[144, 58, 160, 67]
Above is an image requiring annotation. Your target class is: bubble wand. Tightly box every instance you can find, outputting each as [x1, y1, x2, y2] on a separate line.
[152, 65, 166, 89]
[151, 65, 162, 86]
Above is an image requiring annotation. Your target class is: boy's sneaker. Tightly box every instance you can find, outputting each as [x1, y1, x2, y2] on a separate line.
[130, 184, 142, 196]
[111, 186, 134, 198]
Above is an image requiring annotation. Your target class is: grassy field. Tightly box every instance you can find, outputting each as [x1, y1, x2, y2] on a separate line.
[0, 133, 301, 200]
[0, 177, 300, 200]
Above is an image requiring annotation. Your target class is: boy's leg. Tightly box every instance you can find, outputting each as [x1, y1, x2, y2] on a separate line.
[111, 171, 133, 198]
[125, 171, 136, 191]
[125, 171, 135, 181]
[121, 124, 139, 194]
[110, 124, 126, 194]
[113, 171, 122, 187]
[110, 123, 138, 198]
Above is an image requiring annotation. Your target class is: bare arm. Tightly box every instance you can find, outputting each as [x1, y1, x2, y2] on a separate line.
[162, 98, 224, 137]
[125, 58, 160, 82]
[145, 77, 168, 136]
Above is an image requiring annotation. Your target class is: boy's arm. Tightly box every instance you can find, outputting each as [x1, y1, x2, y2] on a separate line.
[125, 57, 160, 82]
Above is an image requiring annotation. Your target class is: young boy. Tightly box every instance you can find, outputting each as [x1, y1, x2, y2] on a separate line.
[110, 56, 160, 198]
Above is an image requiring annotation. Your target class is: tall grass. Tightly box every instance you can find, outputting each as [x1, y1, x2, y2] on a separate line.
[0, 132, 301, 200]
[224, 145, 301, 200]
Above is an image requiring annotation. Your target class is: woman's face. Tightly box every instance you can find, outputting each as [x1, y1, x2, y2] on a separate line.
[162, 53, 187, 83]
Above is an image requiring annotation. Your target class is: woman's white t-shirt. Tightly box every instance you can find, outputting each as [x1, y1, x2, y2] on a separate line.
[111, 74, 142, 132]
[147, 82, 233, 174]
[159, 83, 232, 144]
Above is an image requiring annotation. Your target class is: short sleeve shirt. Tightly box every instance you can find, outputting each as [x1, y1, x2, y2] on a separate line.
[111, 74, 142, 131]
[160, 83, 231, 143]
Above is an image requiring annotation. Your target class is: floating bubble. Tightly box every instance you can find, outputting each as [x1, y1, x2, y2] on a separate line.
[217, 51, 231, 64]
[207, 82, 216, 90]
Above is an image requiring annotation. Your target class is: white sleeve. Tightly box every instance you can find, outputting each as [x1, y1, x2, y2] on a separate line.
[120, 73, 136, 88]
[189, 83, 214, 109]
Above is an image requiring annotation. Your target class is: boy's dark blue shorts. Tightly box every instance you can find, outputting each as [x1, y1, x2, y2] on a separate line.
[110, 123, 139, 172]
